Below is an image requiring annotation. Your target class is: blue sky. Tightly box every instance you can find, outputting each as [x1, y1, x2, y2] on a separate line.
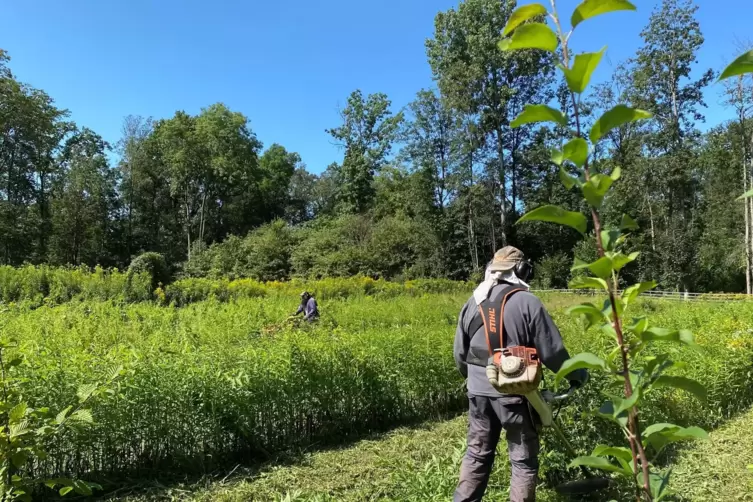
[2, 0, 750, 174]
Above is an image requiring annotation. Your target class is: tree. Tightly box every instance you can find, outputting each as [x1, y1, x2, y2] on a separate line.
[258, 144, 300, 220]
[49, 128, 119, 265]
[721, 41, 753, 293]
[326, 90, 403, 213]
[0, 50, 69, 264]
[426, 0, 555, 246]
[626, 0, 714, 291]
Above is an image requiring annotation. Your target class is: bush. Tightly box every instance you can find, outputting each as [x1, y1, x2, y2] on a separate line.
[128, 252, 170, 291]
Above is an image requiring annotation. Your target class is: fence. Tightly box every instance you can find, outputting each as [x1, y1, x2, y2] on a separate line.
[532, 289, 753, 302]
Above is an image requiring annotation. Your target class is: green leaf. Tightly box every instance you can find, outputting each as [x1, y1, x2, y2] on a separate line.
[621, 214, 639, 230]
[610, 166, 622, 181]
[9, 403, 27, 422]
[582, 174, 614, 208]
[622, 281, 657, 305]
[498, 23, 558, 53]
[643, 423, 708, 451]
[641, 327, 695, 346]
[625, 317, 649, 335]
[555, 353, 607, 383]
[551, 148, 564, 166]
[610, 252, 639, 272]
[569, 276, 608, 291]
[76, 383, 98, 403]
[562, 137, 589, 167]
[600, 229, 622, 252]
[598, 400, 629, 428]
[69, 409, 94, 424]
[569, 455, 631, 476]
[612, 389, 641, 415]
[571, 0, 637, 29]
[719, 50, 753, 81]
[592, 445, 633, 463]
[60, 486, 74, 496]
[561, 47, 606, 93]
[510, 104, 568, 128]
[55, 405, 73, 425]
[590, 105, 652, 144]
[567, 303, 608, 330]
[559, 167, 577, 189]
[502, 3, 548, 36]
[11, 451, 28, 469]
[649, 470, 673, 501]
[72, 479, 94, 496]
[585, 256, 613, 280]
[739, 188, 753, 199]
[651, 376, 707, 402]
[517, 205, 587, 234]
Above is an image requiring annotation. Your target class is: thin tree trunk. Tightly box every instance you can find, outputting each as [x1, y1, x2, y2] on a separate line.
[745, 146, 751, 295]
[185, 185, 191, 260]
[648, 198, 656, 253]
[496, 127, 507, 247]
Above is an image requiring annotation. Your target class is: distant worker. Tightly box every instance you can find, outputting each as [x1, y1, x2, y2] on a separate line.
[292, 291, 319, 322]
[453, 246, 588, 502]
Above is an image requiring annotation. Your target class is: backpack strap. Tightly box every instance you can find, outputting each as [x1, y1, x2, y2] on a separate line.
[478, 287, 525, 356]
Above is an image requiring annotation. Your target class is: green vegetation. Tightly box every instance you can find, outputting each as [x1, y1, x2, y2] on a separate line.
[1, 287, 752, 498]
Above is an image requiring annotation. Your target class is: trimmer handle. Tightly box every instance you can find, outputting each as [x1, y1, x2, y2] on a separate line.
[542, 383, 579, 404]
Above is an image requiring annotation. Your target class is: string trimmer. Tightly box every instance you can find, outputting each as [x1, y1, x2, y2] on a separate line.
[527, 385, 611, 495]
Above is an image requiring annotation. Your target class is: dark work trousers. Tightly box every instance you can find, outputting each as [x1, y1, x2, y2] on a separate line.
[454, 395, 540, 502]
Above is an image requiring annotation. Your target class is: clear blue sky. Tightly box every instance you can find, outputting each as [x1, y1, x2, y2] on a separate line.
[2, 0, 750, 174]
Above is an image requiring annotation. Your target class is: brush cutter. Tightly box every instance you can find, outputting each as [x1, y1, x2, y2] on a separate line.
[526, 385, 612, 495]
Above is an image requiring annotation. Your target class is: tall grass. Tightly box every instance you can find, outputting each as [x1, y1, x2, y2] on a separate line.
[1, 289, 752, 488]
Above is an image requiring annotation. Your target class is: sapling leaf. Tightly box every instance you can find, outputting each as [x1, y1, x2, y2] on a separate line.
[569, 276, 609, 291]
[643, 423, 707, 451]
[719, 50, 753, 81]
[571, 0, 637, 29]
[551, 148, 564, 166]
[566, 303, 607, 329]
[569, 455, 631, 476]
[517, 205, 587, 234]
[555, 353, 607, 383]
[621, 214, 639, 230]
[560, 47, 606, 93]
[622, 281, 657, 304]
[649, 470, 673, 501]
[562, 137, 589, 166]
[559, 167, 578, 189]
[582, 174, 614, 208]
[651, 376, 707, 402]
[610, 166, 622, 181]
[502, 3, 549, 36]
[598, 400, 629, 428]
[609, 252, 639, 272]
[601, 229, 622, 252]
[641, 327, 695, 346]
[510, 104, 568, 128]
[590, 105, 652, 144]
[499, 23, 558, 52]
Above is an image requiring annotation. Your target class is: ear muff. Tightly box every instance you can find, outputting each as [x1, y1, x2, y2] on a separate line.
[515, 259, 534, 282]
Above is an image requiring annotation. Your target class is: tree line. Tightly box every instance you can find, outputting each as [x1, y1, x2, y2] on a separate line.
[1, 0, 752, 292]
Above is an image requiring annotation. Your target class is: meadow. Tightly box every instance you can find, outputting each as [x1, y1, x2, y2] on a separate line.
[1, 272, 753, 499]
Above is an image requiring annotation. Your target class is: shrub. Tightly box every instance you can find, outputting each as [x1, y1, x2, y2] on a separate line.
[128, 252, 170, 291]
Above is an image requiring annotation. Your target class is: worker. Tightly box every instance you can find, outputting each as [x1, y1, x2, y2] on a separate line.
[292, 291, 319, 322]
[453, 246, 588, 502]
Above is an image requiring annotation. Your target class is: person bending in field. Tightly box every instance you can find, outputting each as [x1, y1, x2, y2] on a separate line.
[453, 246, 588, 502]
[291, 291, 319, 322]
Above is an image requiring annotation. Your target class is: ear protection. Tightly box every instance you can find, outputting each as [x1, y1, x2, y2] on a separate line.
[515, 259, 534, 282]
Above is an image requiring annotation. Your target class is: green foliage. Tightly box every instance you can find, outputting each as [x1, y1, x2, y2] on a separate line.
[1, 292, 751, 492]
[0, 339, 119, 500]
[510, 104, 568, 128]
[570, 0, 637, 29]
[128, 252, 170, 291]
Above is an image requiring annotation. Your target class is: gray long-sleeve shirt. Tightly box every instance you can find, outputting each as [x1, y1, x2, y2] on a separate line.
[295, 297, 319, 320]
[453, 284, 587, 398]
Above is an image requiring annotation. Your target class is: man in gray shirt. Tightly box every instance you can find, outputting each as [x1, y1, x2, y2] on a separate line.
[453, 246, 587, 502]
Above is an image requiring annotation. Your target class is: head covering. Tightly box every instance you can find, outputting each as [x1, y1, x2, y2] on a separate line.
[473, 255, 530, 305]
[300, 291, 310, 298]
[488, 246, 526, 272]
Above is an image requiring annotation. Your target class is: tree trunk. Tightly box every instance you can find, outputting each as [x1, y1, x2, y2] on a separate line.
[185, 185, 192, 260]
[745, 144, 751, 295]
[496, 127, 507, 247]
